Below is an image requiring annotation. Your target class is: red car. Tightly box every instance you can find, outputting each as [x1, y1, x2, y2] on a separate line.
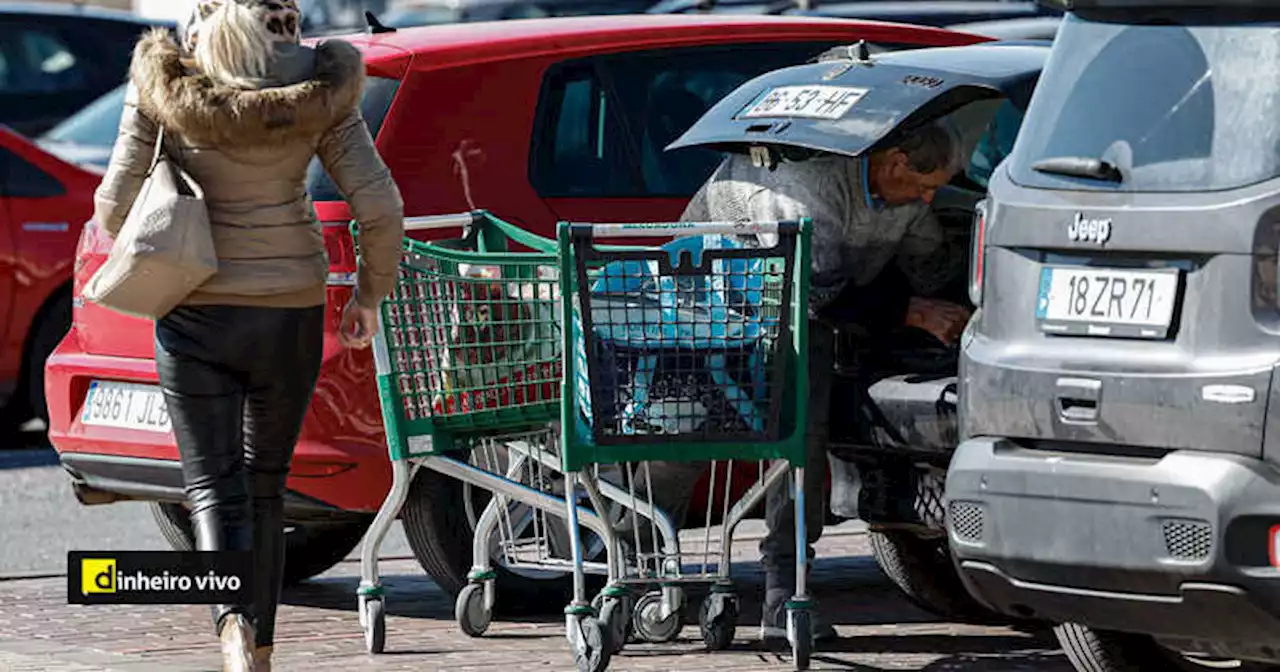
[47, 15, 983, 599]
[0, 127, 99, 429]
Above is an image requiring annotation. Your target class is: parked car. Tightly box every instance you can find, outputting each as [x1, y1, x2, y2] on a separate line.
[0, 127, 99, 430]
[948, 15, 1060, 40]
[300, 0, 387, 34]
[36, 83, 126, 171]
[669, 36, 1046, 620]
[47, 14, 985, 603]
[383, 0, 655, 27]
[947, 1, 1280, 670]
[0, 3, 173, 137]
[648, 0, 1062, 27]
[786, 0, 1060, 24]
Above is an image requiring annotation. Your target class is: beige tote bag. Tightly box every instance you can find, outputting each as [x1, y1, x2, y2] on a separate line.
[85, 127, 217, 320]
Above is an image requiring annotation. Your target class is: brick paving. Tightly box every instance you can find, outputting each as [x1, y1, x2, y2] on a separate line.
[0, 528, 1071, 672]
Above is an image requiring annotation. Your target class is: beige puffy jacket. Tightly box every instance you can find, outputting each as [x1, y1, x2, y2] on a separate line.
[94, 29, 404, 309]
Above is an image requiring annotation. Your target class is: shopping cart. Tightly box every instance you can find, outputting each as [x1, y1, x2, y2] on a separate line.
[556, 219, 813, 672]
[354, 211, 683, 654]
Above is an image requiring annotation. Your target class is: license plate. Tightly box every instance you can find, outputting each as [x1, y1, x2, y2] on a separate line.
[740, 85, 867, 120]
[81, 381, 171, 433]
[1036, 266, 1180, 338]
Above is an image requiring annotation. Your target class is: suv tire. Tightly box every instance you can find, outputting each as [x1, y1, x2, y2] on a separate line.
[2, 291, 71, 428]
[860, 462, 1000, 623]
[150, 502, 370, 585]
[400, 464, 591, 614]
[25, 292, 71, 425]
[869, 528, 995, 622]
[1055, 623, 1280, 672]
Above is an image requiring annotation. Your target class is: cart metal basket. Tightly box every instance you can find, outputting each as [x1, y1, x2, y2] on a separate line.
[554, 218, 814, 671]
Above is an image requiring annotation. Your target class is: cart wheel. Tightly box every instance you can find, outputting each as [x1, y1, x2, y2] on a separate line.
[698, 593, 737, 651]
[598, 597, 631, 654]
[788, 608, 811, 670]
[363, 597, 385, 654]
[632, 591, 681, 643]
[571, 615, 612, 672]
[455, 583, 492, 637]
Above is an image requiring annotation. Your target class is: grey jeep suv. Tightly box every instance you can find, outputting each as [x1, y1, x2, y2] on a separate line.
[946, 1, 1280, 670]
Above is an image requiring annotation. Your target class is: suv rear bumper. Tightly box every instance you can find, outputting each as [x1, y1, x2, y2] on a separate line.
[59, 452, 362, 522]
[946, 437, 1280, 656]
[45, 331, 393, 514]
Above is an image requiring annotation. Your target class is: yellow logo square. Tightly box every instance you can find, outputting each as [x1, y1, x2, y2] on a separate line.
[81, 558, 116, 595]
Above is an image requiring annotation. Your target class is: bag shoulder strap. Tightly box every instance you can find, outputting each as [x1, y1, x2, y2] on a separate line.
[147, 124, 167, 176]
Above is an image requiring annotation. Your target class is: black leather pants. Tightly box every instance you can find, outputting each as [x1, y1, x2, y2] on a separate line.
[155, 304, 324, 647]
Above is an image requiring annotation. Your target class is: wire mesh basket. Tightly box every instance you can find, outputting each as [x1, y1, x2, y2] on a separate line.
[359, 211, 563, 458]
[558, 220, 812, 471]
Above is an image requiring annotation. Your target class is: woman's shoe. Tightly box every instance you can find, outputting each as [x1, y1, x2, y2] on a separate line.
[219, 614, 255, 672]
[253, 645, 272, 672]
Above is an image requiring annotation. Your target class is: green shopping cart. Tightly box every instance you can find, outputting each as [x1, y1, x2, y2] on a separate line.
[555, 218, 814, 672]
[354, 211, 684, 654]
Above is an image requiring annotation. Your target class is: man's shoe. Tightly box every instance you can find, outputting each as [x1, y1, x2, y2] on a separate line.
[218, 614, 255, 672]
[253, 646, 272, 672]
[759, 595, 839, 643]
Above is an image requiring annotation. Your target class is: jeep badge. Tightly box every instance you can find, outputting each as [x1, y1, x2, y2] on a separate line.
[1068, 213, 1112, 245]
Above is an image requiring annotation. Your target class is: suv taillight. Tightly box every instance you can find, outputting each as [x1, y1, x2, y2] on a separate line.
[969, 199, 988, 307]
[1270, 525, 1280, 568]
[323, 221, 358, 287]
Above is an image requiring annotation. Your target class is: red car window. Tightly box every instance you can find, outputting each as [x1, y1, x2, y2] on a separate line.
[0, 147, 65, 199]
[306, 75, 403, 203]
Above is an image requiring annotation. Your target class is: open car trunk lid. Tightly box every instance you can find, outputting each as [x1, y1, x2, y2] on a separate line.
[667, 40, 1046, 159]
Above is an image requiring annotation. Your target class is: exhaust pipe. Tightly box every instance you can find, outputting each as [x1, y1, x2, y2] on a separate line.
[71, 481, 130, 506]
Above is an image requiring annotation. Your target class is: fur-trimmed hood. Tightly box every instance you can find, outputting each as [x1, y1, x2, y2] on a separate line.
[129, 28, 365, 148]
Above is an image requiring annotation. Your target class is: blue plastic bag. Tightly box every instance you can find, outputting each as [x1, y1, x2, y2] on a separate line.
[587, 234, 774, 346]
[575, 235, 777, 438]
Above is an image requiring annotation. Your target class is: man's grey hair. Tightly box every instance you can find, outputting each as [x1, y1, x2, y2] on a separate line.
[893, 119, 964, 175]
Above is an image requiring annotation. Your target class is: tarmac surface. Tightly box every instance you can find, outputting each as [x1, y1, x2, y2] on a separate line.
[0, 522, 1072, 671]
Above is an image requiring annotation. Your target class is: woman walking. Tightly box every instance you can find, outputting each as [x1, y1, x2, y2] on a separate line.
[92, 1, 405, 669]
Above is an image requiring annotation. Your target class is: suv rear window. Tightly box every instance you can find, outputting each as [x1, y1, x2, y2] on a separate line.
[307, 75, 400, 201]
[1009, 14, 1280, 192]
[532, 41, 849, 199]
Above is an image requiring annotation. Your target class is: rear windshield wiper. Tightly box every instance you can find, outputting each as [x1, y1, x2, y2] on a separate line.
[1031, 156, 1123, 183]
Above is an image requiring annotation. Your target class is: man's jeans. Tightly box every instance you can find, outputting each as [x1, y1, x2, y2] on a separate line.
[627, 320, 837, 598]
[761, 322, 834, 598]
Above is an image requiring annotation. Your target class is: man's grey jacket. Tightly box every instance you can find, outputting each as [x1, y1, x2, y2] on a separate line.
[681, 152, 961, 313]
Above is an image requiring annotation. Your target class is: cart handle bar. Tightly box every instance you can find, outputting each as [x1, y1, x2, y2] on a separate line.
[567, 220, 799, 240]
[402, 211, 487, 232]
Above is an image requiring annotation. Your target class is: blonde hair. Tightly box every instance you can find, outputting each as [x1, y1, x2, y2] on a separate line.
[193, 2, 274, 88]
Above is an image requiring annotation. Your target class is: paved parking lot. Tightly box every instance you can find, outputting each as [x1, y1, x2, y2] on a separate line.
[0, 527, 1072, 672]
